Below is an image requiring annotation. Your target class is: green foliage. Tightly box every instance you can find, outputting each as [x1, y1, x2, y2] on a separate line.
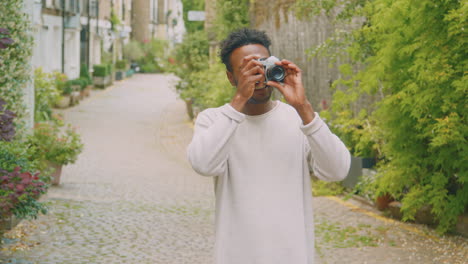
[214, 0, 250, 41]
[180, 0, 205, 33]
[123, 40, 145, 62]
[138, 39, 168, 73]
[183, 61, 234, 109]
[93, 64, 109, 77]
[312, 177, 345, 197]
[110, 9, 121, 32]
[0, 140, 40, 174]
[0, 167, 48, 220]
[28, 122, 83, 166]
[80, 64, 92, 85]
[53, 71, 70, 95]
[34, 68, 60, 123]
[115, 60, 127, 70]
[0, 0, 34, 126]
[67, 78, 88, 91]
[304, 0, 467, 234]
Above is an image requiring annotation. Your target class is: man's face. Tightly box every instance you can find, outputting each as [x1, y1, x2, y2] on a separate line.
[227, 44, 273, 104]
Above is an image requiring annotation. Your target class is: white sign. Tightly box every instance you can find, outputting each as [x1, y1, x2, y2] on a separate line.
[188, 11, 205, 21]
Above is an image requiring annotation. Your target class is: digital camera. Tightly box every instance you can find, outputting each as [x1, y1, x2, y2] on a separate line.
[257, 56, 286, 83]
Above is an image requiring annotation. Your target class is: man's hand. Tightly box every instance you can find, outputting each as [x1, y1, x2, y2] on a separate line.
[267, 59, 316, 124]
[230, 55, 265, 112]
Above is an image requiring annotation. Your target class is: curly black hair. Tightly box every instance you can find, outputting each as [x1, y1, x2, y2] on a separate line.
[219, 28, 271, 72]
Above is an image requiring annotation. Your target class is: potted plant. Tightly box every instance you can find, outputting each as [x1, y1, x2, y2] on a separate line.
[53, 72, 72, 108]
[80, 64, 93, 97]
[115, 60, 127, 81]
[93, 64, 111, 88]
[28, 122, 83, 185]
[0, 167, 48, 235]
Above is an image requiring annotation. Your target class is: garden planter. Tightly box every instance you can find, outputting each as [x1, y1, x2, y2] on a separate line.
[375, 193, 394, 211]
[70, 91, 81, 106]
[55, 95, 71, 108]
[115, 71, 124, 81]
[93, 76, 110, 88]
[48, 162, 63, 185]
[0, 215, 21, 237]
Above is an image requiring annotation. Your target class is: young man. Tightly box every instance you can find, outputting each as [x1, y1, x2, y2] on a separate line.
[187, 28, 351, 264]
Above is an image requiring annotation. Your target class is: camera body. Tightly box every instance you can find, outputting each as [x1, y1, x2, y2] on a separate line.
[257, 56, 286, 83]
[258, 56, 286, 83]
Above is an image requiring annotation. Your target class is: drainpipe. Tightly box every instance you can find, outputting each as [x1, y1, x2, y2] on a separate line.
[61, 0, 65, 73]
[87, 0, 91, 67]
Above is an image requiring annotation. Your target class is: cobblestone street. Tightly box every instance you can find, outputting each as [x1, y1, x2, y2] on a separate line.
[1, 74, 467, 263]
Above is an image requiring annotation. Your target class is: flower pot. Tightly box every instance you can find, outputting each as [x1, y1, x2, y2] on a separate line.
[70, 91, 81, 106]
[48, 162, 63, 185]
[55, 95, 71, 109]
[375, 193, 394, 211]
[0, 215, 21, 237]
[115, 71, 124, 81]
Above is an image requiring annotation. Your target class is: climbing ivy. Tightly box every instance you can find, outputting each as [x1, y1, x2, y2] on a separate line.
[0, 0, 33, 125]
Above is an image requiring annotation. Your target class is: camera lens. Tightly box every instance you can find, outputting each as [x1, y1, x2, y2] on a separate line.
[267, 66, 285, 82]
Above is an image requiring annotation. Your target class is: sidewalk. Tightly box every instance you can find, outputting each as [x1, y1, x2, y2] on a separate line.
[0, 74, 466, 263]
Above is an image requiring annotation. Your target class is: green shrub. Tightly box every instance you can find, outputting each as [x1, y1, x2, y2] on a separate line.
[93, 64, 109, 77]
[80, 64, 92, 85]
[52, 72, 71, 95]
[34, 68, 60, 122]
[123, 40, 144, 62]
[115, 60, 127, 70]
[0, 1, 34, 123]
[28, 122, 83, 166]
[67, 78, 88, 91]
[304, 0, 467, 234]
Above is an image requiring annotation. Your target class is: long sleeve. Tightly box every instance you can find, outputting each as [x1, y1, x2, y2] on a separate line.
[187, 104, 245, 177]
[300, 113, 351, 182]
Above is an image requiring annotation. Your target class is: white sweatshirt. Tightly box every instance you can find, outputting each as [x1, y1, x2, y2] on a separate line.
[187, 101, 350, 264]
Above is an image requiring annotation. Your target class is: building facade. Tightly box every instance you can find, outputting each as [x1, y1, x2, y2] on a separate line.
[31, 0, 132, 79]
[132, 0, 185, 46]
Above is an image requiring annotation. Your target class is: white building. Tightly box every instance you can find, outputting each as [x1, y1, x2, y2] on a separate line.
[31, 0, 132, 79]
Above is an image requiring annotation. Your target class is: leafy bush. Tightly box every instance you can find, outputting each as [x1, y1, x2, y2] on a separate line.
[0, 1, 34, 122]
[28, 122, 83, 166]
[52, 71, 71, 96]
[0, 167, 48, 220]
[80, 64, 92, 85]
[93, 64, 109, 77]
[303, 0, 467, 233]
[123, 40, 145, 62]
[115, 60, 127, 70]
[0, 97, 16, 141]
[34, 68, 60, 122]
[138, 39, 168, 73]
[67, 78, 88, 91]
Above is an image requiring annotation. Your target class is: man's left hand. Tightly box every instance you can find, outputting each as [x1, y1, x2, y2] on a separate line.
[266, 59, 316, 124]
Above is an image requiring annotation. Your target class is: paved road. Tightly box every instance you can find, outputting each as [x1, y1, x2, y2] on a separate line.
[1, 74, 466, 264]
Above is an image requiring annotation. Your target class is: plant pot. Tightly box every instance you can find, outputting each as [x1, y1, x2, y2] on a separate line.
[48, 162, 63, 185]
[115, 71, 124, 81]
[55, 95, 71, 109]
[70, 91, 81, 106]
[0, 215, 21, 237]
[93, 76, 110, 88]
[375, 193, 394, 211]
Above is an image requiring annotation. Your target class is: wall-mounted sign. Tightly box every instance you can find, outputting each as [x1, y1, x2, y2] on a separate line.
[188, 11, 205, 21]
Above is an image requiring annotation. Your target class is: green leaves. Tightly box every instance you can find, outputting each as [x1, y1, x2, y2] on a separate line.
[307, 0, 466, 234]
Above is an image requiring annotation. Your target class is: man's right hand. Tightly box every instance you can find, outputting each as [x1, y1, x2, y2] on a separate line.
[230, 55, 265, 112]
